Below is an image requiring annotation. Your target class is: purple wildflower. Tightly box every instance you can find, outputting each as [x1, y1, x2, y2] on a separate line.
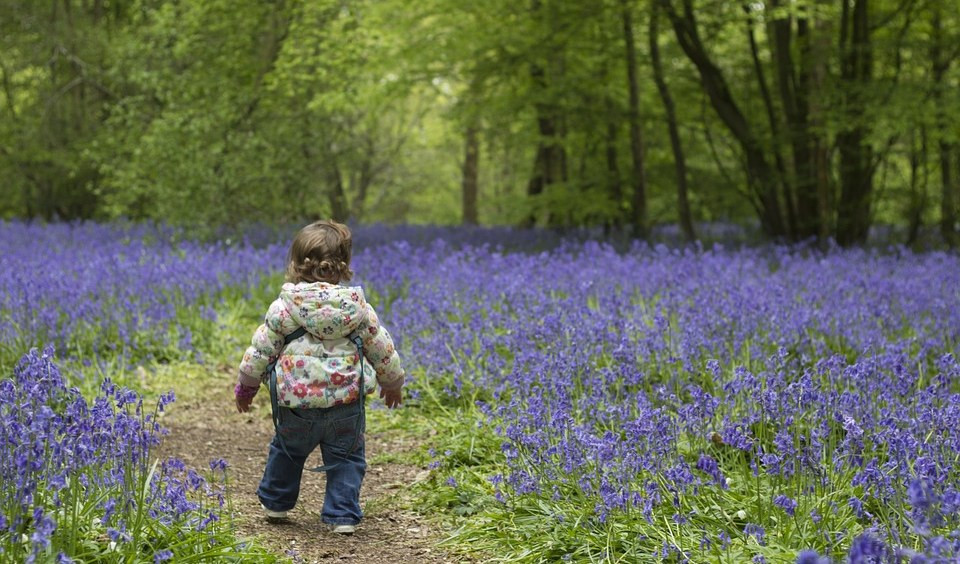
[774, 494, 798, 516]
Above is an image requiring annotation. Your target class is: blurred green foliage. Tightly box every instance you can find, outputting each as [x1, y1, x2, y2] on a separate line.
[0, 0, 958, 244]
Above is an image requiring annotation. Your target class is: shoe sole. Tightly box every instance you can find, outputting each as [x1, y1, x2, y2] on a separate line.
[261, 504, 289, 523]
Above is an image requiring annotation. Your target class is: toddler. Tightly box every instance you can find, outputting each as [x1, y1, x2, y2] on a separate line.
[234, 220, 404, 534]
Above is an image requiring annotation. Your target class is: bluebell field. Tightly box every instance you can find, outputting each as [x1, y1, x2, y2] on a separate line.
[0, 221, 284, 364]
[382, 242, 960, 562]
[0, 347, 246, 562]
[1, 220, 959, 562]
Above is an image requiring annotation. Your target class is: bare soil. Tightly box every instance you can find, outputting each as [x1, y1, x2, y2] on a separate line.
[158, 373, 462, 563]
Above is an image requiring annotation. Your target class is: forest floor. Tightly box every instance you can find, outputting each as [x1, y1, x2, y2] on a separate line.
[158, 364, 463, 563]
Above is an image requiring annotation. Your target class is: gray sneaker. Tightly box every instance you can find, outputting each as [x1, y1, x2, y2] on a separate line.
[331, 524, 356, 535]
[261, 504, 289, 522]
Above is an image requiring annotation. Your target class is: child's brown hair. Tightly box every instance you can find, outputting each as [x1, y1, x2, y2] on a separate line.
[285, 220, 354, 284]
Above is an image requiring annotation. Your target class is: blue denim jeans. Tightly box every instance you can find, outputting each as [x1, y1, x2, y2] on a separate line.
[257, 402, 366, 525]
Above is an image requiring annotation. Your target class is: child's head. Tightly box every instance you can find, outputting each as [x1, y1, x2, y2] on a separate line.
[286, 220, 353, 284]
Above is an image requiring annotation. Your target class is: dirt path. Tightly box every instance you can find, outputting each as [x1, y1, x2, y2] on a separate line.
[159, 373, 458, 563]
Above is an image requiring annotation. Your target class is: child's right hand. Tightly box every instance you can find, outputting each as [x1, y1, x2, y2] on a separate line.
[380, 387, 403, 409]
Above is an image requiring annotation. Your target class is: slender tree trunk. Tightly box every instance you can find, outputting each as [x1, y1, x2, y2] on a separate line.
[659, 0, 785, 237]
[939, 142, 958, 247]
[461, 125, 480, 225]
[621, 0, 647, 238]
[0, 60, 17, 120]
[43, 1, 61, 221]
[0, 59, 29, 217]
[650, 2, 695, 241]
[599, 49, 622, 230]
[931, 7, 958, 247]
[746, 4, 795, 239]
[790, 12, 821, 240]
[22, 184, 33, 218]
[328, 160, 349, 222]
[525, 105, 564, 228]
[767, 0, 823, 240]
[352, 152, 373, 223]
[907, 126, 928, 246]
[524, 0, 565, 227]
[955, 147, 960, 241]
[525, 144, 547, 228]
[806, 4, 833, 245]
[835, 0, 874, 246]
[496, 138, 511, 221]
[605, 116, 623, 229]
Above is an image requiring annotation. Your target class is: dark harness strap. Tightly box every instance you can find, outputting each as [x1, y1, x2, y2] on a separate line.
[265, 327, 365, 472]
[266, 326, 307, 459]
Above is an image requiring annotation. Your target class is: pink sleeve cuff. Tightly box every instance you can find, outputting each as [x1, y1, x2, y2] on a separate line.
[237, 371, 261, 388]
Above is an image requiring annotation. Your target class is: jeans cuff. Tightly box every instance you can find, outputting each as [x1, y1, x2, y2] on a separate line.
[258, 496, 295, 512]
[322, 517, 361, 526]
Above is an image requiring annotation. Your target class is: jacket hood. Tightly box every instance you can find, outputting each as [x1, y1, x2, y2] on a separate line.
[279, 282, 367, 339]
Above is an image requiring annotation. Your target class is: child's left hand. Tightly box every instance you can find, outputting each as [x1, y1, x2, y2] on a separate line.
[236, 396, 253, 413]
[234, 383, 258, 413]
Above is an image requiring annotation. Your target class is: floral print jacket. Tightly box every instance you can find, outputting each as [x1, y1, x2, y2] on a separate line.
[237, 282, 404, 409]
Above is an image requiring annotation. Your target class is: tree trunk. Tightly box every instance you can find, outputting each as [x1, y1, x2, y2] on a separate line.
[955, 146, 960, 243]
[461, 125, 480, 225]
[906, 126, 928, 246]
[524, 0, 566, 227]
[525, 106, 565, 227]
[931, 6, 958, 247]
[835, 0, 874, 246]
[789, 11, 822, 240]
[659, 0, 785, 237]
[938, 141, 957, 248]
[767, 0, 824, 240]
[523, 104, 566, 227]
[650, 2, 695, 241]
[605, 117, 623, 229]
[746, 3, 795, 239]
[328, 160, 349, 222]
[351, 150, 373, 223]
[835, 137, 873, 245]
[806, 4, 833, 245]
[526, 144, 547, 228]
[621, 0, 647, 238]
